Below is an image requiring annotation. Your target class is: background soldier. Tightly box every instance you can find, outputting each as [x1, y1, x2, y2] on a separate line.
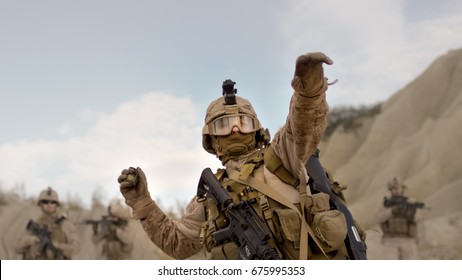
[15, 186, 80, 260]
[376, 177, 423, 259]
[89, 199, 134, 260]
[118, 52, 353, 260]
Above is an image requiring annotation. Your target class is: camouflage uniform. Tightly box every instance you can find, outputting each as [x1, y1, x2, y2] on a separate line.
[91, 200, 135, 260]
[118, 52, 347, 259]
[376, 178, 422, 259]
[15, 187, 80, 260]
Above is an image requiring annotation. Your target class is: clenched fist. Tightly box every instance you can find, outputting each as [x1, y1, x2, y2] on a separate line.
[118, 167, 151, 208]
[118, 167, 156, 219]
[295, 52, 333, 78]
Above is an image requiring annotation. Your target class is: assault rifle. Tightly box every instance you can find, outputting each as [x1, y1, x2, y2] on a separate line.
[83, 216, 128, 237]
[383, 196, 428, 220]
[305, 155, 368, 260]
[383, 196, 426, 209]
[197, 167, 281, 260]
[26, 219, 67, 260]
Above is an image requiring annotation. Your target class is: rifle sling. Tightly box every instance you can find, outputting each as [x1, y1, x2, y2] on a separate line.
[226, 167, 328, 260]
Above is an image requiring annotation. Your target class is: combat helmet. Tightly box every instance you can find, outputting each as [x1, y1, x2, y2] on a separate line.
[108, 199, 132, 219]
[37, 186, 60, 206]
[202, 79, 270, 155]
[387, 177, 406, 191]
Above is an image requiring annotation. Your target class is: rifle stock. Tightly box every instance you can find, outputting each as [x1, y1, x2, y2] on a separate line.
[305, 156, 368, 260]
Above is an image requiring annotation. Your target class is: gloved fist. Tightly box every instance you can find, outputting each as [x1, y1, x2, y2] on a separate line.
[292, 52, 333, 95]
[118, 167, 152, 208]
[295, 52, 333, 78]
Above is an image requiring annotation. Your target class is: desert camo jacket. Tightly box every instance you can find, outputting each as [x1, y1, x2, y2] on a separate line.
[138, 74, 329, 259]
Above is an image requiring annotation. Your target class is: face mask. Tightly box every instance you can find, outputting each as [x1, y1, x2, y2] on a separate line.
[212, 132, 257, 158]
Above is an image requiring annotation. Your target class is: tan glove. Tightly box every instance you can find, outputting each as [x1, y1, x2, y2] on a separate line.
[20, 235, 40, 247]
[118, 167, 156, 219]
[292, 52, 333, 96]
[54, 242, 76, 259]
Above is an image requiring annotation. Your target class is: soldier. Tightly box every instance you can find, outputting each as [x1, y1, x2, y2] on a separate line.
[90, 199, 134, 260]
[376, 178, 423, 259]
[15, 186, 80, 260]
[118, 52, 351, 259]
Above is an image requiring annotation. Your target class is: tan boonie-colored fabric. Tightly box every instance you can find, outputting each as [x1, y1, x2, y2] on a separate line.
[135, 63, 331, 260]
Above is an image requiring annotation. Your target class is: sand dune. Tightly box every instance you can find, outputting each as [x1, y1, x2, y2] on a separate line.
[320, 48, 462, 259]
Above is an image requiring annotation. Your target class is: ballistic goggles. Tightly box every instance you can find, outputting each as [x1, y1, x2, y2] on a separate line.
[207, 114, 259, 136]
[40, 200, 58, 205]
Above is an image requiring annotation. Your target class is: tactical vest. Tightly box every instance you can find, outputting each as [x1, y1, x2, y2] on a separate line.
[381, 199, 418, 238]
[199, 146, 350, 260]
[101, 222, 134, 260]
[24, 216, 67, 260]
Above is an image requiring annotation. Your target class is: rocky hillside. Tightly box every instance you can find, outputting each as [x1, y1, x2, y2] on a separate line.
[319, 48, 462, 259]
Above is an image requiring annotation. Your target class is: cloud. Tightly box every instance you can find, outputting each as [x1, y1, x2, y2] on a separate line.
[279, 0, 462, 107]
[0, 92, 221, 209]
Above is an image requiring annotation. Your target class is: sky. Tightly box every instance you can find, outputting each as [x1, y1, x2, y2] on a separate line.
[1, 0, 462, 210]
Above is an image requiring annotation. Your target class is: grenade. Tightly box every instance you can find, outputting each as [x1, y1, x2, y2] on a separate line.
[126, 167, 139, 187]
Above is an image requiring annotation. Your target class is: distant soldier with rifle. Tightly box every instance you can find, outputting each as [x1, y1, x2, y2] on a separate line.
[15, 187, 80, 260]
[376, 177, 424, 259]
[118, 52, 367, 260]
[86, 199, 134, 260]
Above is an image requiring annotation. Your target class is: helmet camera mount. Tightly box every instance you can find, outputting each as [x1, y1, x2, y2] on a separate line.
[222, 79, 237, 106]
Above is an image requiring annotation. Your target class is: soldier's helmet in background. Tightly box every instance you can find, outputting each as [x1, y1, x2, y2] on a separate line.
[37, 186, 60, 206]
[108, 199, 132, 219]
[387, 177, 406, 191]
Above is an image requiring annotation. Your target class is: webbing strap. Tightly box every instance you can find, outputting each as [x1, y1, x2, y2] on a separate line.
[263, 146, 300, 188]
[226, 167, 328, 260]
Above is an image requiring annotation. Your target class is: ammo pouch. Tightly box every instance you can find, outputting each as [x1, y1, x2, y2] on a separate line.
[209, 242, 240, 260]
[382, 217, 416, 238]
[270, 193, 348, 258]
[272, 208, 301, 260]
[305, 193, 347, 254]
[199, 196, 232, 257]
[312, 210, 347, 253]
[201, 219, 240, 260]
